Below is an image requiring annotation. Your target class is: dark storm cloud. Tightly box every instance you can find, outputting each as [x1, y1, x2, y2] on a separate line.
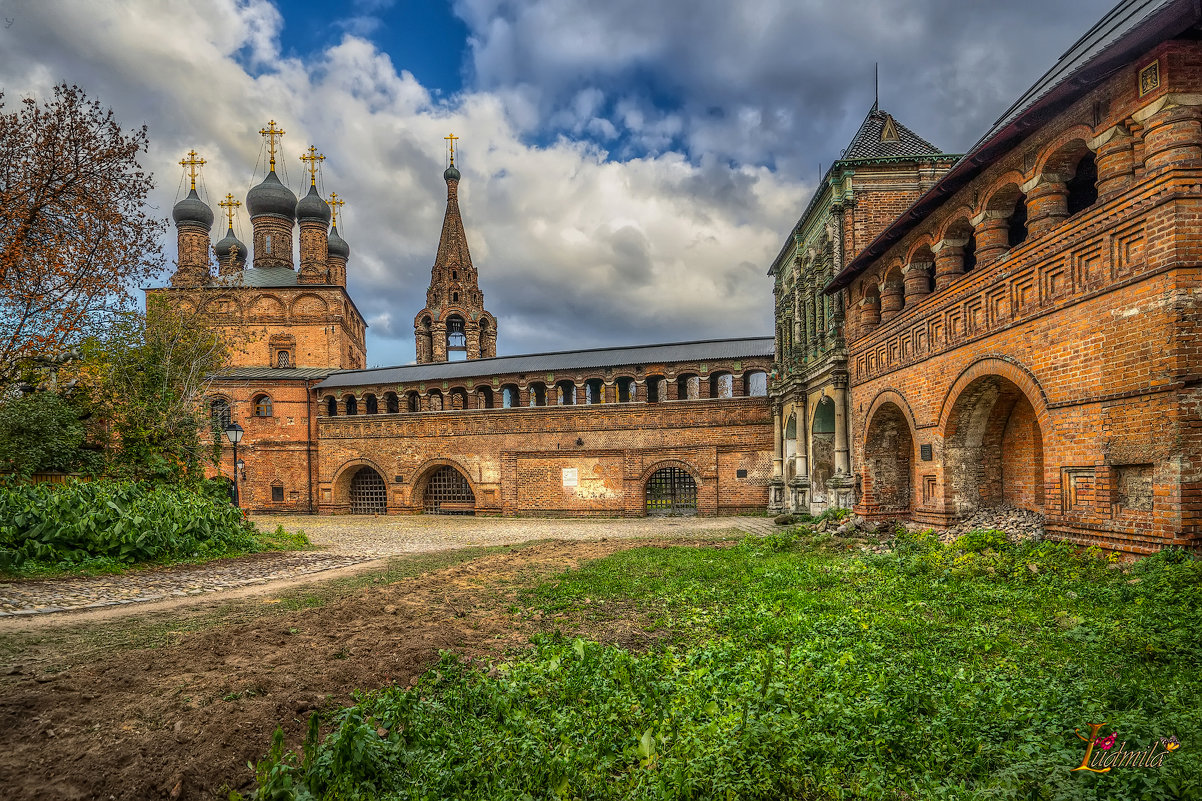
[456, 0, 1116, 172]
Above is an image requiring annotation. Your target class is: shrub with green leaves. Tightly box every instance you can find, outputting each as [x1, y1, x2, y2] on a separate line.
[0, 478, 257, 570]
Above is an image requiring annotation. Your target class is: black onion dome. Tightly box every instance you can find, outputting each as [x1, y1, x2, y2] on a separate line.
[327, 225, 350, 259]
[443, 165, 460, 182]
[172, 188, 214, 228]
[214, 227, 247, 263]
[246, 171, 297, 219]
[295, 184, 331, 223]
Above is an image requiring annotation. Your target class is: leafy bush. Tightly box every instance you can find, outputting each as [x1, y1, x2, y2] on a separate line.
[0, 478, 258, 570]
[0, 392, 103, 477]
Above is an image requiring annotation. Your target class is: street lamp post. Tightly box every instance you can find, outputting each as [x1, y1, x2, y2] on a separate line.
[224, 422, 244, 508]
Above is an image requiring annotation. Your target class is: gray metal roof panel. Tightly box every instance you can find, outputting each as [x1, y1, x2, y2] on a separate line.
[316, 337, 775, 389]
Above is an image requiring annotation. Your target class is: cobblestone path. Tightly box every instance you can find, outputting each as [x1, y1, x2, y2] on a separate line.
[0, 515, 776, 617]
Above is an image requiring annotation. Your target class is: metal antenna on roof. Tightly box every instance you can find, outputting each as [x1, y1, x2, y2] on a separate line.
[873, 63, 879, 112]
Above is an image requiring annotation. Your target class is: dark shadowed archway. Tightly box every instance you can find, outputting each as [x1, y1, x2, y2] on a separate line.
[349, 466, 387, 514]
[863, 401, 914, 513]
[942, 375, 1045, 516]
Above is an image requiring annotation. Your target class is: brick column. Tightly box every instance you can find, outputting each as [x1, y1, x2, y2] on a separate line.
[518, 386, 530, 407]
[933, 239, 966, 290]
[666, 377, 679, 401]
[879, 279, 905, 322]
[833, 378, 850, 476]
[1025, 177, 1068, 238]
[430, 322, 447, 362]
[1141, 105, 1202, 173]
[973, 213, 1010, 264]
[859, 296, 881, 335]
[1093, 128, 1135, 197]
[903, 262, 933, 303]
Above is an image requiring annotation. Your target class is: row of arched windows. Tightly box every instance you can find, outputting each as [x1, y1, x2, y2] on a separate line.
[321, 371, 769, 416]
[856, 141, 1101, 336]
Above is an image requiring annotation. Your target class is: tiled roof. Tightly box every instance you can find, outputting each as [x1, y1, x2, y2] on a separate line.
[316, 337, 774, 389]
[218, 268, 302, 288]
[830, 0, 1196, 290]
[841, 107, 943, 161]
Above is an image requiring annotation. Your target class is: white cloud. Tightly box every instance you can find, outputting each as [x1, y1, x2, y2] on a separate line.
[0, 0, 800, 363]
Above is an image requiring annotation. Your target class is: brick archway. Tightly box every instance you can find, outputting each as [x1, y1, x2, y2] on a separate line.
[411, 459, 479, 515]
[862, 399, 916, 515]
[940, 369, 1046, 517]
[331, 458, 389, 511]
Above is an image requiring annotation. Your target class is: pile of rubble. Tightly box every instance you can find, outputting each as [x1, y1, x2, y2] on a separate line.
[939, 504, 1046, 544]
[773, 503, 1046, 545]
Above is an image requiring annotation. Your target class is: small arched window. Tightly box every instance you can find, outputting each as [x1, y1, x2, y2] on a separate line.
[345, 395, 358, 415]
[501, 384, 520, 408]
[528, 382, 547, 407]
[264, 234, 272, 254]
[616, 377, 636, 403]
[453, 292, 459, 303]
[1007, 195, 1029, 249]
[447, 315, 467, 362]
[277, 350, 291, 368]
[210, 398, 231, 429]
[364, 393, 378, 414]
[384, 392, 399, 414]
[253, 395, 273, 417]
[407, 391, 421, 412]
[325, 396, 337, 416]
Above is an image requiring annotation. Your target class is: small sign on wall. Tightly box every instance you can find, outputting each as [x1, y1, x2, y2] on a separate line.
[562, 468, 578, 487]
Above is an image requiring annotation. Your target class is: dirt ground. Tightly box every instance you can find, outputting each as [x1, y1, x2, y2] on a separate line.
[0, 537, 728, 801]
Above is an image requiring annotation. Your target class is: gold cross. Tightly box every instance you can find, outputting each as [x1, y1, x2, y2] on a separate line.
[218, 193, 241, 228]
[300, 145, 325, 186]
[328, 192, 345, 228]
[179, 149, 206, 191]
[259, 120, 285, 171]
[444, 133, 459, 166]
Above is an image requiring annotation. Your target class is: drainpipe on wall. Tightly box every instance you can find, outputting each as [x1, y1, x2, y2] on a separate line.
[306, 378, 314, 514]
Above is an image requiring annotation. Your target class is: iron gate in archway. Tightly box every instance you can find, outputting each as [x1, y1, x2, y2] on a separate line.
[645, 467, 697, 515]
[423, 466, 476, 515]
[349, 467, 387, 514]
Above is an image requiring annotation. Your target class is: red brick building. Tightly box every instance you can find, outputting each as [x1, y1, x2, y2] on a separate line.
[153, 136, 773, 516]
[825, 0, 1202, 553]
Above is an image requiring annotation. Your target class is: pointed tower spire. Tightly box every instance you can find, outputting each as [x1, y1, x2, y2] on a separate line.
[414, 138, 496, 363]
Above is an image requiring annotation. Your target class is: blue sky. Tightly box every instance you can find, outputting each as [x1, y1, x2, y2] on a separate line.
[0, 0, 1116, 366]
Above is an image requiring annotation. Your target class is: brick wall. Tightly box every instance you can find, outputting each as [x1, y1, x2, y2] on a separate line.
[314, 398, 772, 516]
[840, 41, 1202, 553]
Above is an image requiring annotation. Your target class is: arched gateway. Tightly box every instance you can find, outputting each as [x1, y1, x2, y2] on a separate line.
[645, 467, 698, 515]
[349, 466, 387, 514]
[423, 466, 476, 515]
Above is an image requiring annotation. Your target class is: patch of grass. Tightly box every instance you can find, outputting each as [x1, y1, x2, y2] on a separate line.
[250, 534, 1202, 800]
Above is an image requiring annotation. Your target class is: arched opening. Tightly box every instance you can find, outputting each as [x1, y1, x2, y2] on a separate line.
[423, 465, 475, 515]
[943, 375, 1045, 516]
[616, 376, 636, 402]
[585, 378, 604, 404]
[253, 394, 273, 417]
[709, 372, 734, 399]
[645, 375, 665, 403]
[344, 394, 358, 416]
[501, 384, 520, 408]
[528, 382, 548, 407]
[645, 467, 698, 516]
[406, 391, 421, 412]
[478, 318, 489, 356]
[475, 386, 494, 409]
[449, 387, 469, 410]
[349, 466, 387, 514]
[364, 393, 378, 414]
[428, 390, 444, 411]
[446, 314, 467, 362]
[1066, 152, 1099, 217]
[908, 244, 936, 295]
[324, 396, 337, 417]
[863, 402, 914, 513]
[384, 392, 399, 414]
[210, 397, 231, 430]
[555, 380, 576, 405]
[1006, 195, 1028, 248]
[743, 371, 768, 397]
[676, 373, 699, 400]
[810, 397, 836, 504]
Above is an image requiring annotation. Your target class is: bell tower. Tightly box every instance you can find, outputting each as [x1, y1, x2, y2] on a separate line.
[414, 135, 496, 363]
